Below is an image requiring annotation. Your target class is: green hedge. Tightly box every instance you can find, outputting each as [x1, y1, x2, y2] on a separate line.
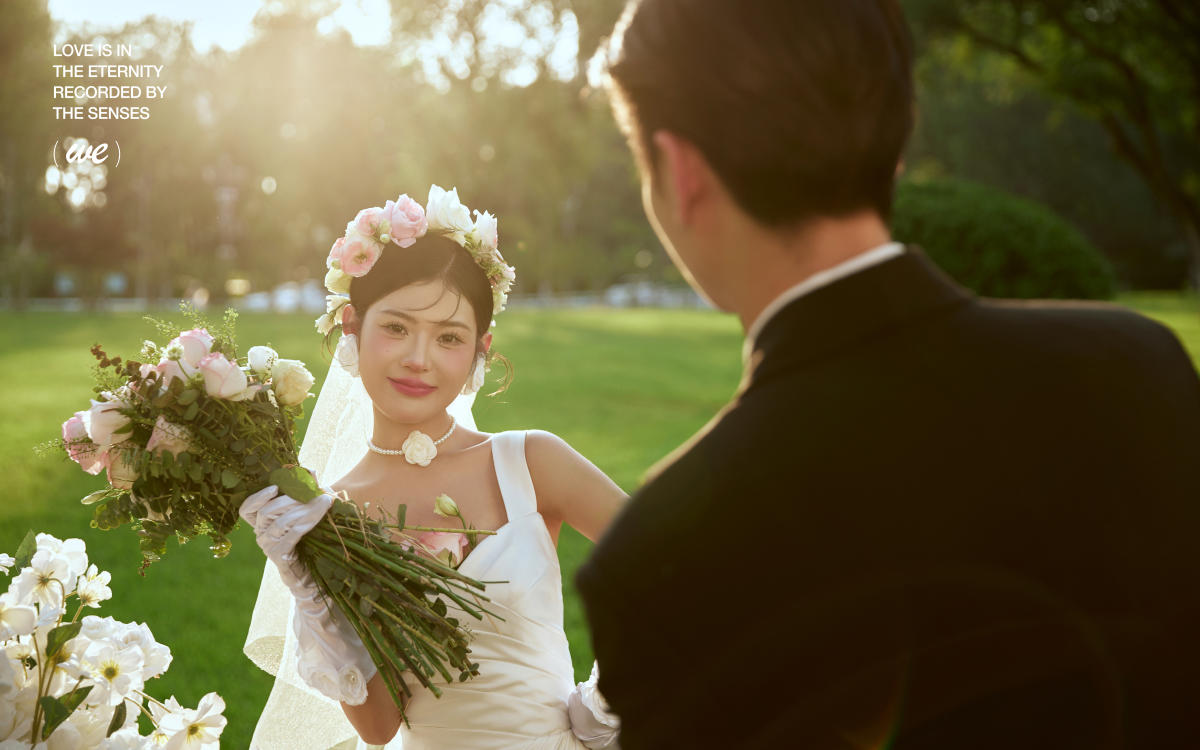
[892, 179, 1116, 299]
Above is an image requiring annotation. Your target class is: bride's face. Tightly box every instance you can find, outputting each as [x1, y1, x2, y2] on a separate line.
[350, 279, 483, 425]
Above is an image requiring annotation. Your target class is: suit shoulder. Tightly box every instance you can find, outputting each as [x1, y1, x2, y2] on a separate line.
[968, 298, 1190, 362]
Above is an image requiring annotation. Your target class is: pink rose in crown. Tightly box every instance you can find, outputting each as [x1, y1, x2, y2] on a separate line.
[417, 531, 469, 568]
[353, 206, 388, 238]
[385, 195, 428, 248]
[62, 410, 107, 475]
[198, 353, 251, 400]
[338, 233, 383, 277]
[327, 237, 345, 269]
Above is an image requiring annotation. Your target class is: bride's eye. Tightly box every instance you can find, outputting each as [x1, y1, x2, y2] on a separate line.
[439, 332, 465, 345]
[383, 322, 407, 335]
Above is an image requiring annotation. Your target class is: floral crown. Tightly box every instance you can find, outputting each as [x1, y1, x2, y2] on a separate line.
[316, 184, 516, 337]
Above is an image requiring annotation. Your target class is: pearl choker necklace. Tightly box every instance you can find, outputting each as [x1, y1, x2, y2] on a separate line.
[367, 415, 457, 467]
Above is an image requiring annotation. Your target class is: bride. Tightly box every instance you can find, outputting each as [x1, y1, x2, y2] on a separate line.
[240, 186, 626, 749]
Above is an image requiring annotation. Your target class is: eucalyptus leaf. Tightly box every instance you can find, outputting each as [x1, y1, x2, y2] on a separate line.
[220, 469, 240, 489]
[177, 389, 199, 405]
[80, 490, 108, 506]
[268, 465, 322, 503]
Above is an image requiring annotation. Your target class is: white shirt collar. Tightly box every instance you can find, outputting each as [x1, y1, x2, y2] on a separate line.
[742, 242, 905, 361]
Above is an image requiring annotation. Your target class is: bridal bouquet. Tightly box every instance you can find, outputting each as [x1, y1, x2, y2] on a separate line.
[1, 531, 226, 749]
[53, 308, 498, 721]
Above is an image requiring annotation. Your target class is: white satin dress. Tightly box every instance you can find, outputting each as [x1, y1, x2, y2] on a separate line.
[359, 430, 588, 750]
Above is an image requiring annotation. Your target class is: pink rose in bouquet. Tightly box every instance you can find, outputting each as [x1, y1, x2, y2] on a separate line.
[145, 416, 192, 456]
[62, 410, 106, 475]
[198, 352, 251, 400]
[417, 531, 469, 568]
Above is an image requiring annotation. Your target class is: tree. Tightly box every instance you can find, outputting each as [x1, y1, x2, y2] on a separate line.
[905, 0, 1200, 287]
[0, 0, 54, 308]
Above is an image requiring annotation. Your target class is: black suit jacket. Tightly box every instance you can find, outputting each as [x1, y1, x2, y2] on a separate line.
[575, 249, 1200, 750]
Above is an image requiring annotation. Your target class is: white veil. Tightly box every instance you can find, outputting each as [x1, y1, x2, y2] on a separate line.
[243, 349, 479, 750]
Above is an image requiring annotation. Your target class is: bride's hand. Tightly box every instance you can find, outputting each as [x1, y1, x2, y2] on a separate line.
[239, 485, 333, 586]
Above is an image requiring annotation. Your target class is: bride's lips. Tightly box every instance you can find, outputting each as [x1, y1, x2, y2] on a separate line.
[389, 377, 437, 397]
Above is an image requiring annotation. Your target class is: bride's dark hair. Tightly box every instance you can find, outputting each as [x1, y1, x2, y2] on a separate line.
[344, 233, 513, 392]
[348, 234, 493, 336]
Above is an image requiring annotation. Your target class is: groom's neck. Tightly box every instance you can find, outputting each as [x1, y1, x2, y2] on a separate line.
[732, 211, 893, 333]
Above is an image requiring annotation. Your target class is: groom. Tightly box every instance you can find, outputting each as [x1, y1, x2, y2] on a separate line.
[575, 1, 1200, 748]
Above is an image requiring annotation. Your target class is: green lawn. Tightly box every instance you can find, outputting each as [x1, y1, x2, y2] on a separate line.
[0, 306, 744, 748]
[1, 295, 1196, 748]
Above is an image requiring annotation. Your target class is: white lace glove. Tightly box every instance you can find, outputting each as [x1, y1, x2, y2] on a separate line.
[567, 661, 621, 749]
[240, 485, 377, 705]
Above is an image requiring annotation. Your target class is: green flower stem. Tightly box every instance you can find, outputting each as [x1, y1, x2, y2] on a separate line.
[309, 527, 491, 592]
[388, 524, 498, 536]
[301, 537, 479, 679]
[325, 585, 414, 724]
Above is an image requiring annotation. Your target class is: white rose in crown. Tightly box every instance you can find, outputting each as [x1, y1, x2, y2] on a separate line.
[401, 431, 438, 467]
[473, 210, 499, 252]
[325, 266, 352, 295]
[426, 185, 474, 244]
[271, 359, 315, 406]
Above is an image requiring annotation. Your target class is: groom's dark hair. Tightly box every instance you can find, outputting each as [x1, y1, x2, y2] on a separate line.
[603, 0, 914, 227]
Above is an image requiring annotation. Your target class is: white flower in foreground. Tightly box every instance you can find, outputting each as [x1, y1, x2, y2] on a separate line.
[119, 621, 172, 680]
[36, 534, 89, 581]
[12, 550, 78, 609]
[103, 728, 153, 750]
[76, 564, 113, 609]
[0, 593, 36, 639]
[82, 644, 145, 706]
[161, 692, 226, 750]
[0, 553, 14, 575]
[271, 359, 314, 406]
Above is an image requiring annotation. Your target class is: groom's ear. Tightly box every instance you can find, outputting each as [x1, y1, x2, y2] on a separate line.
[651, 130, 713, 228]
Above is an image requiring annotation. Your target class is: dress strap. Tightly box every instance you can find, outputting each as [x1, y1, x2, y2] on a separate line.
[491, 431, 538, 521]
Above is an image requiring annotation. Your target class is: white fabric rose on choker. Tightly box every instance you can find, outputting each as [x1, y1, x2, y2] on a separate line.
[400, 431, 438, 467]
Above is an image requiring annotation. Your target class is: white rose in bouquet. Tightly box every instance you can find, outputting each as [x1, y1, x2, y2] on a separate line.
[271, 358, 315, 406]
[247, 345, 279, 375]
[86, 397, 131, 448]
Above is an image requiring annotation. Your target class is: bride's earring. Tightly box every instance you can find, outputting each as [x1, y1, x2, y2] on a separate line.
[461, 353, 486, 395]
[335, 332, 360, 377]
